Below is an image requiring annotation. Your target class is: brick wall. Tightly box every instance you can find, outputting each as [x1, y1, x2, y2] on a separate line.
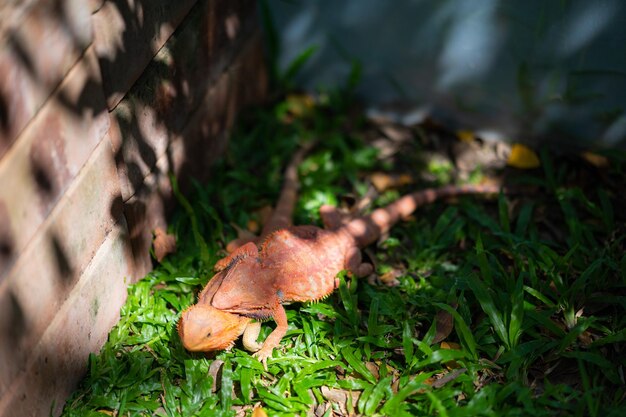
[0, 1, 267, 416]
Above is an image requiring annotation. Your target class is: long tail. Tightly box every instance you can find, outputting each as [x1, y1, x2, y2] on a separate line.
[343, 183, 503, 247]
[260, 141, 315, 238]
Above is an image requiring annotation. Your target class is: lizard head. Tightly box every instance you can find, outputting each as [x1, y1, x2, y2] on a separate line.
[178, 304, 250, 352]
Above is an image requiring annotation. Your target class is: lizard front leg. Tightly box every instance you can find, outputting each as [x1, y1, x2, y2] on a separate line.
[253, 304, 288, 368]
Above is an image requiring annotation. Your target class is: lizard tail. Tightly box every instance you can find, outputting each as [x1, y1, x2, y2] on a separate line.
[344, 183, 504, 247]
[260, 141, 316, 238]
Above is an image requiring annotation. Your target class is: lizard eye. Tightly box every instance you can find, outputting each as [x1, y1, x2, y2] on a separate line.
[206, 332, 212, 338]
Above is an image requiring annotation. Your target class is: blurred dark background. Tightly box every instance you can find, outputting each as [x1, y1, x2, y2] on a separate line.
[267, 0, 626, 149]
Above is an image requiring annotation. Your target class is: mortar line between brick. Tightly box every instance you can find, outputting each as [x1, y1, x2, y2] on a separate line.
[0, 132, 121, 294]
[105, 0, 200, 113]
[0, 227, 129, 413]
[117, 29, 261, 206]
[0, 42, 92, 164]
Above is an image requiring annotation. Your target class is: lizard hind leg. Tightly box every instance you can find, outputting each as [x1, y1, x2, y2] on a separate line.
[242, 321, 263, 352]
[320, 205, 344, 230]
[345, 246, 374, 277]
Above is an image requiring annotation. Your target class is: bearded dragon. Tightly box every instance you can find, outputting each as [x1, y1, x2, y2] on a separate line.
[178, 145, 503, 364]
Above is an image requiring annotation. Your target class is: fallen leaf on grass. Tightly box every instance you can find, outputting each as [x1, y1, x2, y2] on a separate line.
[370, 172, 413, 192]
[251, 404, 268, 417]
[313, 403, 331, 417]
[153, 227, 176, 262]
[378, 268, 403, 287]
[379, 123, 413, 143]
[440, 341, 461, 350]
[440, 341, 462, 368]
[321, 386, 361, 416]
[365, 362, 380, 380]
[581, 151, 609, 168]
[208, 360, 224, 392]
[431, 368, 467, 388]
[507, 143, 540, 169]
[432, 307, 456, 345]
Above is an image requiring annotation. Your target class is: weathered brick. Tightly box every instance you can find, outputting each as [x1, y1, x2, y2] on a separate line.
[172, 33, 268, 182]
[124, 33, 268, 274]
[92, 0, 198, 110]
[123, 152, 174, 279]
[0, 134, 123, 396]
[0, 227, 133, 417]
[112, 0, 260, 201]
[0, 46, 109, 280]
[0, 0, 92, 158]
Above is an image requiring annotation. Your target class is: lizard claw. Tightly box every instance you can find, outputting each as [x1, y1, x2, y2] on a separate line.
[253, 348, 273, 371]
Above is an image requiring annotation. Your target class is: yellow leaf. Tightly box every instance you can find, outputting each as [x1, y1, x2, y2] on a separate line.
[252, 405, 268, 417]
[370, 172, 413, 192]
[440, 341, 461, 350]
[440, 341, 462, 368]
[456, 130, 476, 143]
[285, 94, 315, 117]
[507, 144, 540, 169]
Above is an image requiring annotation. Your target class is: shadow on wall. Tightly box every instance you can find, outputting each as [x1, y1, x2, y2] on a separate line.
[268, 0, 626, 148]
[0, 0, 264, 414]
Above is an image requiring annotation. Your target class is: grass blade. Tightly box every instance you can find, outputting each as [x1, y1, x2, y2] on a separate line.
[466, 273, 509, 349]
[433, 303, 477, 359]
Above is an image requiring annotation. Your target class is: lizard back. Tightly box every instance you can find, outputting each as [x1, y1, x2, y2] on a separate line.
[260, 226, 353, 303]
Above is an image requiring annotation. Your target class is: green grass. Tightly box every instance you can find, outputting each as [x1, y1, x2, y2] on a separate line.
[61, 92, 626, 417]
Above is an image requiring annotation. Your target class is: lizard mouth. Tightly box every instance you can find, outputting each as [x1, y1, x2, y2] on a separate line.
[178, 305, 249, 352]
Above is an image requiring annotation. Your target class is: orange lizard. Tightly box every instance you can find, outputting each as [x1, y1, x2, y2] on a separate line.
[178, 145, 503, 364]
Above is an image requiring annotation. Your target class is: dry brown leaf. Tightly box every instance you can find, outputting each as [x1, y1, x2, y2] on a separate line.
[379, 268, 402, 287]
[507, 143, 540, 169]
[431, 368, 467, 389]
[371, 138, 401, 159]
[370, 172, 413, 192]
[313, 403, 330, 417]
[578, 331, 594, 347]
[234, 405, 254, 417]
[380, 124, 413, 143]
[365, 362, 380, 380]
[153, 227, 176, 262]
[581, 151, 609, 168]
[321, 386, 361, 416]
[432, 308, 455, 345]
[208, 360, 224, 392]
[391, 376, 400, 394]
[440, 341, 462, 368]
[440, 341, 461, 350]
